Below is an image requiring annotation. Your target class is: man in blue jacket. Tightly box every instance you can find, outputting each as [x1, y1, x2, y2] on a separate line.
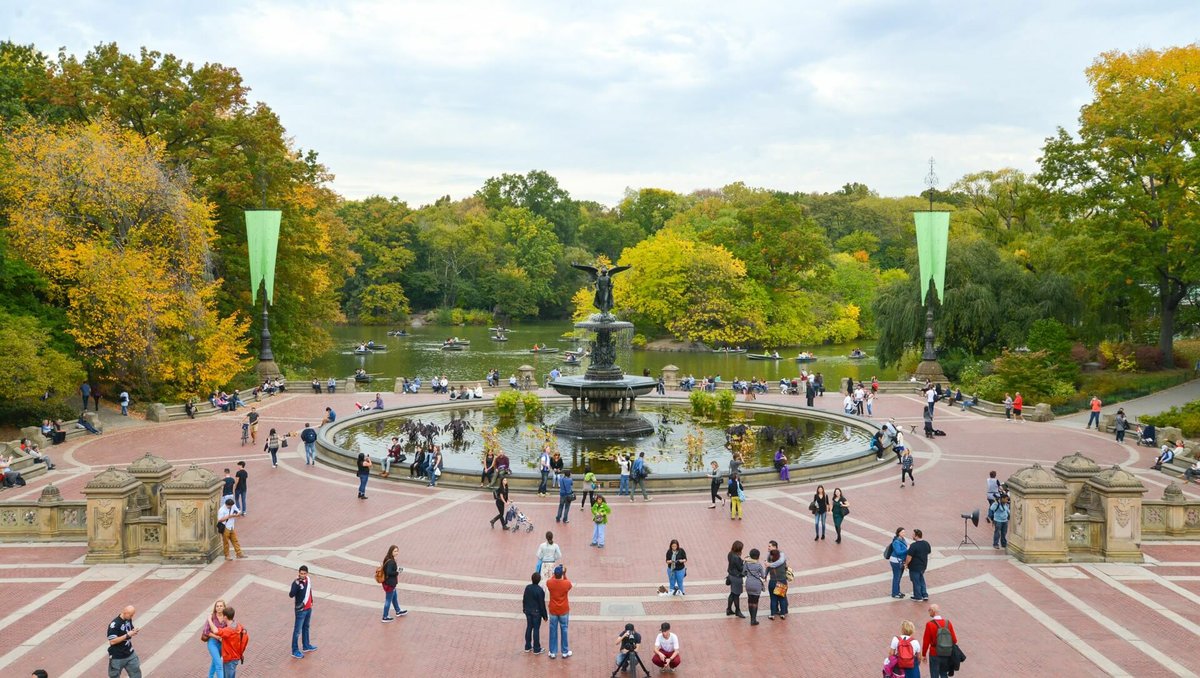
[523, 572, 548, 654]
[555, 470, 574, 524]
[289, 565, 317, 659]
[300, 424, 318, 465]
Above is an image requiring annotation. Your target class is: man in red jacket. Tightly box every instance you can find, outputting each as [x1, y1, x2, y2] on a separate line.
[922, 603, 958, 678]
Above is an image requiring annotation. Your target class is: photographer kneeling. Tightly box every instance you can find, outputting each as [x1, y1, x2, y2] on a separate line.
[612, 622, 650, 677]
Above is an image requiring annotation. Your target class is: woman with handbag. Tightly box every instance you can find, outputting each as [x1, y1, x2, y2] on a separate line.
[765, 542, 789, 620]
[744, 548, 767, 625]
[831, 488, 849, 544]
[356, 452, 372, 499]
[535, 531, 562, 579]
[427, 446, 443, 488]
[590, 495, 611, 548]
[380, 544, 407, 621]
[725, 540, 746, 618]
[265, 428, 281, 468]
[200, 598, 227, 678]
[810, 485, 829, 541]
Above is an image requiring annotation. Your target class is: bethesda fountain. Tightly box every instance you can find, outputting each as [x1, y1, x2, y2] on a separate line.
[549, 264, 657, 438]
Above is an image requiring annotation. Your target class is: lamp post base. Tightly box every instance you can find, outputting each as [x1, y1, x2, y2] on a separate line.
[913, 359, 948, 386]
[254, 359, 283, 382]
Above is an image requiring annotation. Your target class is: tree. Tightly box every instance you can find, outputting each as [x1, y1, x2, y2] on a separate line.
[0, 310, 85, 420]
[477, 170, 579, 245]
[1039, 45, 1200, 366]
[338, 196, 414, 323]
[950, 169, 1046, 244]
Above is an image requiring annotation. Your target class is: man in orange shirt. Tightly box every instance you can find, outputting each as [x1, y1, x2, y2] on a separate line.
[208, 605, 248, 677]
[922, 603, 958, 678]
[546, 565, 572, 659]
[1086, 395, 1102, 430]
[1012, 392, 1024, 422]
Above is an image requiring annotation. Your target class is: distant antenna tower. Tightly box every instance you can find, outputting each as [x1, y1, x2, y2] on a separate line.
[924, 157, 938, 211]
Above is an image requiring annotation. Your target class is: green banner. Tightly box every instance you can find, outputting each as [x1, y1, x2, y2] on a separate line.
[245, 210, 281, 304]
[914, 211, 950, 305]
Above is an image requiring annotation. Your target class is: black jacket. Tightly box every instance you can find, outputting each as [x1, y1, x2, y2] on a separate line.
[666, 548, 687, 571]
[727, 552, 745, 578]
[522, 583, 547, 619]
[383, 559, 399, 587]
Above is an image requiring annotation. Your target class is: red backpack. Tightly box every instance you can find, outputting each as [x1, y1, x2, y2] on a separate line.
[226, 623, 249, 663]
[896, 636, 915, 669]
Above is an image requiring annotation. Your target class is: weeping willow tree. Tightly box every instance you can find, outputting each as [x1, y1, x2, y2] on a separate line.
[873, 238, 1077, 366]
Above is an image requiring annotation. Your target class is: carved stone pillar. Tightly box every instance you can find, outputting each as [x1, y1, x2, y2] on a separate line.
[1005, 464, 1069, 563]
[661, 365, 679, 390]
[160, 465, 222, 564]
[127, 453, 173, 517]
[1087, 465, 1147, 562]
[1052, 452, 1101, 509]
[1161, 483, 1188, 537]
[518, 365, 535, 390]
[37, 484, 62, 540]
[82, 467, 140, 563]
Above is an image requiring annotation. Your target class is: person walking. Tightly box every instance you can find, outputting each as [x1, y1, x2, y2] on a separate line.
[888, 528, 909, 599]
[522, 572, 548, 655]
[630, 452, 651, 501]
[356, 452, 371, 499]
[728, 473, 744, 520]
[811, 485, 829, 541]
[893, 429, 907, 465]
[665, 539, 687, 596]
[1114, 409, 1129, 443]
[744, 548, 767, 625]
[922, 604, 959, 678]
[264, 428, 281, 468]
[119, 389, 130, 416]
[580, 465, 597, 511]
[725, 540, 746, 618]
[380, 544, 408, 621]
[888, 620, 922, 678]
[555, 470, 574, 524]
[490, 476, 511, 529]
[245, 408, 260, 445]
[201, 599, 228, 678]
[900, 448, 915, 488]
[765, 541, 789, 620]
[91, 383, 101, 411]
[831, 488, 849, 544]
[1086, 395, 1102, 429]
[537, 447, 551, 497]
[991, 496, 1010, 550]
[300, 423, 318, 465]
[706, 461, 724, 509]
[905, 529, 931, 602]
[546, 565, 572, 659]
[107, 605, 142, 677]
[590, 494, 610, 548]
[805, 378, 815, 407]
[535, 531, 562, 580]
[217, 498, 246, 561]
[234, 461, 248, 515]
[1003, 393, 1013, 421]
[80, 382, 91, 412]
[617, 453, 631, 496]
[288, 565, 317, 659]
[1013, 392, 1024, 422]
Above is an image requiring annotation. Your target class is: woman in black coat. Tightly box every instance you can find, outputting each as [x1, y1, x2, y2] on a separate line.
[726, 540, 746, 618]
[490, 477, 510, 529]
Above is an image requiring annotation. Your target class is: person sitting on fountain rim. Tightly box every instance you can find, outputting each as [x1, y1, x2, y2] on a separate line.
[1152, 443, 1176, 470]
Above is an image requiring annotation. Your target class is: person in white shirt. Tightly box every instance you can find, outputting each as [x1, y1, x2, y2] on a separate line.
[651, 622, 681, 671]
[889, 619, 921, 674]
[534, 531, 562, 582]
[843, 393, 855, 414]
[217, 498, 245, 560]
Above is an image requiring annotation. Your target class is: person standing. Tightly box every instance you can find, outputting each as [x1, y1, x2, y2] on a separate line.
[580, 465, 597, 511]
[706, 461, 724, 509]
[765, 541, 788, 620]
[300, 424, 318, 466]
[522, 572, 548, 655]
[534, 531, 562, 580]
[80, 382, 91, 412]
[889, 620, 922, 678]
[91, 383, 101, 411]
[805, 378, 815, 407]
[555, 470, 573, 523]
[888, 528, 909, 599]
[546, 565, 572, 659]
[1003, 393, 1013, 421]
[550, 451, 564, 488]
[1012, 392, 1024, 422]
[651, 622, 682, 671]
[207, 606, 248, 678]
[831, 488, 849, 544]
[119, 389, 130, 416]
[728, 473, 744, 520]
[537, 447, 551, 497]
[617, 454, 631, 496]
[201, 599, 227, 678]
[380, 544, 407, 621]
[900, 448, 915, 487]
[665, 539, 687, 595]
[288, 565, 317, 659]
[590, 494, 610, 548]
[893, 429, 907, 465]
[744, 548, 767, 625]
[1114, 409, 1129, 443]
[426, 446, 443, 487]
[245, 408, 260, 445]
[107, 605, 142, 677]
[1086, 395, 1102, 429]
[490, 477, 511, 529]
[991, 496, 1011, 550]
[922, 604, 959, 678]
[221, 469, 236, 506]
[905, 529, 931, 602]
[356, 452, 371, 499]
[630, 452, 651, 501]
[265, 428, 281, 468]
[985, 471, 1002, 523]
[217, 498, 246, 561]
[725, 540, 746, 618]
[811, 485, 829, 541]
[234, 461, 248, 516]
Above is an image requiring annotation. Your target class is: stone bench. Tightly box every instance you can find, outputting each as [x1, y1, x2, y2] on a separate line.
[148, 387, 260, 422]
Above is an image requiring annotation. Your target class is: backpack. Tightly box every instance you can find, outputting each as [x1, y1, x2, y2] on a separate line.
[374, 566, 385, 584]
[883, 542, 894, 560]
[896, 637, 915, 669]
[633, 459, 647, 479]
[935, 620, 954, 656]
[226, 623, 249, 663]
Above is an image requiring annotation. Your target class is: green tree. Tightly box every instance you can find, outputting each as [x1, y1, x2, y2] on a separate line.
[0, 310, 85, 421]
[477, 170, 579, 245]
[338, 196, 415, 323]
[950, 169, 1047, 244]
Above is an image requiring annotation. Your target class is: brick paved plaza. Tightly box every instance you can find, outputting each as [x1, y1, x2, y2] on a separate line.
[3, 388, 1199, 677]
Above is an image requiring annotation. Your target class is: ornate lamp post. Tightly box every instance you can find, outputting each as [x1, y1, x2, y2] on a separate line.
[913, 158, 949, 384]
[245, 209, 283, 380]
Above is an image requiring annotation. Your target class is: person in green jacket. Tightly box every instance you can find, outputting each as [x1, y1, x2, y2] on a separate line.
[580, 465, 597, 511]
[590, 495, 610, 548]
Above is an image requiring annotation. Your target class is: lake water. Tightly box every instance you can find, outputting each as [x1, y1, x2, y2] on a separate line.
[304, 322, 896, 386]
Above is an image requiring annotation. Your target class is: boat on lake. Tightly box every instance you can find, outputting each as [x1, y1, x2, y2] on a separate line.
[530, 344, 560, 354]
[713, 347, 747, 354]
[848, 349, 868, 360]
[795, 352, 818, 362]
[747, 352, 782, 361]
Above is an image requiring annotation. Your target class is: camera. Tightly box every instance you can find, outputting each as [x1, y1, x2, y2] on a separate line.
[620, 631, 637, 652]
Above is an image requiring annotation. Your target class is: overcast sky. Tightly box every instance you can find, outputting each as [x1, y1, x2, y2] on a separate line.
[5, 1, 1198, 206]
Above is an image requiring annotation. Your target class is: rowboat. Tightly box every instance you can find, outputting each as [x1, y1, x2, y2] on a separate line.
[747, 353, 782, 361]
[441, 343, 467, 351]
[847, 352, 868, 360]
[713, 348, 747, 354]
[386, 330, 408, 337]
[530, 346, 560, 354]
[795, 354, 818, 363]
[562, 357, 581, 366]
[490, 335, 509, 342]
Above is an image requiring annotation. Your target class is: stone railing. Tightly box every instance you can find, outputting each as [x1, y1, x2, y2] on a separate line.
[1141, 484, 1200, 539]
[0, 485, 87, 542]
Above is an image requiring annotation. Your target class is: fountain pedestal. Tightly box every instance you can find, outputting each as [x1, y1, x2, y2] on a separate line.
[550, 314, 655, 439]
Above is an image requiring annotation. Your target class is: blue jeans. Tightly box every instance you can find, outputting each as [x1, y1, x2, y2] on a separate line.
[592, 522, 606, 546]
[769, 581, 788, 616]
[223, 660, 239, 678]
[538, 470, 549, 494]
[1087, 411, 1100, 428]
[890, 561, 904, 596]
[234, 489, 246, 514]
[383, 588, 401, 618]
[548, 613, 569, 655]
[993, 520, 1009, 548]
[524, 612, 542, 652]
[304, 441, 316, 464]
[292, 608, 312, 654]
[121, 403, 128, 415]
[618, 475, 629, 495]
[910, 569, 928, 600]
[928, 654, 950, 678]
[814, 512, 826, 537]
[207, 637, 223, 678]
[357, 473, 369, 495]
[556, 495, 572, 522]
[667, 567, 686, 594]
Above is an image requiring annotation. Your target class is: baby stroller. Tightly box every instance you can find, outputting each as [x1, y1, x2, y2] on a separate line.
[504, 504, 535, 533]
[1137, 425, 1157, 447]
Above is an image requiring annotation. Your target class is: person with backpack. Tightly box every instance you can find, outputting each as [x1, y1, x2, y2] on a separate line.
[888, 619, 921, 678]
[630, 452, 651, 501]
[887, 528, 909, 599]
[300, 424, 318, 466]
[728, 473, 745, 520]
[208, 605, 249, 677]
[921, 604, 959, 678]
[379, 544, 408, 622]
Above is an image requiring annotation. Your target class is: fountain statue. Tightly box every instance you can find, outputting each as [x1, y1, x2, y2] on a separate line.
[550, 264, 657, 438]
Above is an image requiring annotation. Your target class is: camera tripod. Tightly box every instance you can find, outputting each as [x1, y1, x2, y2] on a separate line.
[611, 649, 650, 678]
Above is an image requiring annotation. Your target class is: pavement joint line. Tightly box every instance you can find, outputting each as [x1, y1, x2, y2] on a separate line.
[0, 568, 147, 673]
[339, 492, 477, 553]
[981, 572, 1131, 677]
[297, 494, 442, 550]
[1084, 564, 1200, 639]
[1152, 574, 1200, 605]
[1017, 562, 1194, 677]
[0, 576, 72, 583]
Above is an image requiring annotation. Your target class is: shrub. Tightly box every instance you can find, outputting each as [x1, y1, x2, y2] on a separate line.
[1070, 343, 1092, 364]
[1142, 400, 1200, 438]
[1133, 346, 1164, 371]
[520, 391, 544, 422]
[631, 333, 648, 349]
[989, 350, 1075, 404]
[494, 390, 520, 418]
[716, 389, 736, 417]
[1026, 319, 1071, 359]
[897, 346, 921, 376]
[689, 390, 716, 419]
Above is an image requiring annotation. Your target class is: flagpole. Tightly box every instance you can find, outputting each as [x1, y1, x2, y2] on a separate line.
[914, 158, 948, 385]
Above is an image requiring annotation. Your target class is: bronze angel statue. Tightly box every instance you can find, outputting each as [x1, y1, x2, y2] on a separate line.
[571, 263, 630, 316]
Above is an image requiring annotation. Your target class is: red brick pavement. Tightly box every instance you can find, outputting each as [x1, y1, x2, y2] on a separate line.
[3, 388, 1200, 676]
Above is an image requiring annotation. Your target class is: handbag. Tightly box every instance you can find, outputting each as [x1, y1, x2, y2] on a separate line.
[592, 513, 605, 524]
[282, 439, 289, 448]
[217, 520, 226, 534]
[772, 581, 788, 597]
[434, 467, 442, 477]
[724, 575, 731, 586]
[567, 492, 576, 502]
[808, 500, 818, 513]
